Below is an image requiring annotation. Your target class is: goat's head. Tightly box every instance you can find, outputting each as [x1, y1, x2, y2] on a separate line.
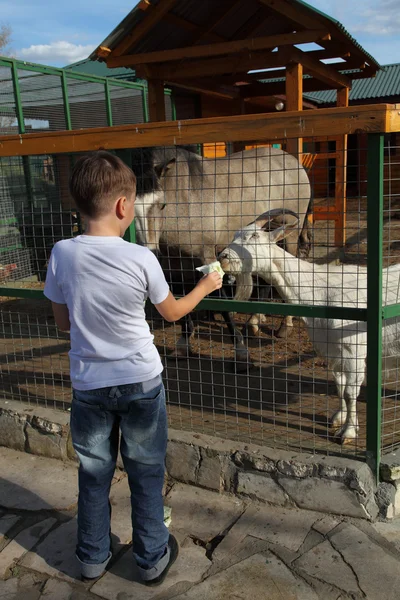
[219, 209, 299, 277]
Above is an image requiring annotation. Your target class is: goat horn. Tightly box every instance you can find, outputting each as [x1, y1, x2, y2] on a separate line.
[255, 208, 299, 222]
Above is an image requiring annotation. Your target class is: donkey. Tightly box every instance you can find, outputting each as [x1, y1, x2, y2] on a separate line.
[129, 145, 312, 362]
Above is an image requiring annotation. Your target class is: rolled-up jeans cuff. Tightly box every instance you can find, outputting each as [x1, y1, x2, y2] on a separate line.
[136, 546, 170, 581]
[76, 551, 112, 579]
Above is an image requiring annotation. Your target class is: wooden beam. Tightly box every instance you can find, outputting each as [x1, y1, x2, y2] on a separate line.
[137, 0, 152, 9]
[259, 0, 379, 73]
[286, 62, 303, 156]
[231, 7, 268, 39]
[309, 49, 351, 61]
[315, 43, 363, 68]
[237, 67, 376, 100]
[136, 49, 289, 80]
[289, 47, 352, 89]
[389, 105, 400, 132]
[111, 0, 178, 58]
[96, 46, 111, 59]
[337, 87, 349, 107]
[0, 105, 396, 158]
[286, 63, 303, 111]
[147, 79, 166, 122]
[191, 0, 243, 44]
[163, 13, 225, 42]
[137, 52, 369, 87]
[169, 79, 238, 100]
[258, 0, 323, 29]
[224, 49, 352, 84]
[106, 30, 331, 68]
[232, 97, 246, 153]
[239, 79, 336, 98]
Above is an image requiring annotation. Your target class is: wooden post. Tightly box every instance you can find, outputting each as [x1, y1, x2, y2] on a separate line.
[335, 86, 349, 246]
[147, 79, 166, 122]
[232, 97, 246, 154]
[285, 62, 303, 157]
[55, 154, 74, 210]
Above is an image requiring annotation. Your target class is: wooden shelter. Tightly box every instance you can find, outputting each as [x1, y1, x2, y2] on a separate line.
[90, 0, 380, 245]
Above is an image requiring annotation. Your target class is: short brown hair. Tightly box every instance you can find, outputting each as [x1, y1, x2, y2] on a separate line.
[69, 151, 136, 218]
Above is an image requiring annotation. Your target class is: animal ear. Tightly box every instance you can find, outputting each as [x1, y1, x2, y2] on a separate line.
[155, 158, 176, 179]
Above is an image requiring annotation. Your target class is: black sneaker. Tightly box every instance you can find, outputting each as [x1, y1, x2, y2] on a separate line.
[144, 534, 179, 587]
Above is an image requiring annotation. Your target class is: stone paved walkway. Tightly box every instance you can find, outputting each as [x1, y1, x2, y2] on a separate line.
[1, 447, 400, 599]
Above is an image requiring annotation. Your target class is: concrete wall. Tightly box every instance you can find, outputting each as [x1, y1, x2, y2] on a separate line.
[2, 398, 400, 521]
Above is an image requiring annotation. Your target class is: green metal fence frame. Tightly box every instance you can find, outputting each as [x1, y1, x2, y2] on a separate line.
[0, 56, 174, 132]
[0, 109, 394, 480]
[0, 55, 172, 269]
[366, 133, 384, 480]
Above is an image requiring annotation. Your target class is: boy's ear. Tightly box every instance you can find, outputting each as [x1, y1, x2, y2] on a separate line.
[115, 195, 127, 218]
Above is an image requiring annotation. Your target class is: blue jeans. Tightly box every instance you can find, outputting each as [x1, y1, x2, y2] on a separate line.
[70, 375, 170, 580]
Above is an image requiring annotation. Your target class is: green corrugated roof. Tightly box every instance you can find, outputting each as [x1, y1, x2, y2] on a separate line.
[64, 58, 144, 82]
[305, 63, 400, 104]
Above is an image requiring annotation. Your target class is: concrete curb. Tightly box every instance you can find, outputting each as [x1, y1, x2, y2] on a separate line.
[1, 398, 398, 521]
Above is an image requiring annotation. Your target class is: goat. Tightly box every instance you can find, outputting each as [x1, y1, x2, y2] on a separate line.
[219, 209, 400, 444]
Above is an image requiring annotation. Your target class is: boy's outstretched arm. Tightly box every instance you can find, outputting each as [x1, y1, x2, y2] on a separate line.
[51, 302, 70, 331]
[155, 272, 222, 323]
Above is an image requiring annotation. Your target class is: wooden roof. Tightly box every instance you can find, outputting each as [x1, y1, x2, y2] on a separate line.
[91, 0, 380, 100]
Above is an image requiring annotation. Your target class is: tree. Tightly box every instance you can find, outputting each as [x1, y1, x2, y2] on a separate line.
[0, 25, 15, 132]
[0, 24, 12, 56]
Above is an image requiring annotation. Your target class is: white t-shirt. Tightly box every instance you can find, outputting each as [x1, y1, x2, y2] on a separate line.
[44, 235, 170, 391]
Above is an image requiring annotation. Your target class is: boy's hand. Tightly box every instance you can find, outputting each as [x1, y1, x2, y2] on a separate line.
[155, 272, 223, 323]
[197, 272, 223, 295]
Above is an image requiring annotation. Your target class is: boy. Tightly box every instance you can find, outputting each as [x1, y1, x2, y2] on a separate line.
[44, 151, 222, 586]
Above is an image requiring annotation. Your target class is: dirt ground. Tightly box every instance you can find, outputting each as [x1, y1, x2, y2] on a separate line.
[2, 206, 400, 459]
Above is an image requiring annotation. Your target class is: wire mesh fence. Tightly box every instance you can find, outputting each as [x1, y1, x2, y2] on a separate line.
[124, 139, 369, 457]
[0, 99, 399, 474]
[0, 126, 397, 465]
[381, 133, 400, 454]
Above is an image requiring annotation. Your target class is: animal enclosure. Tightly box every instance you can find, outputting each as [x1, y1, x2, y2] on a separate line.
[0, 56, 175, 282]
[0, 105, 400, 477]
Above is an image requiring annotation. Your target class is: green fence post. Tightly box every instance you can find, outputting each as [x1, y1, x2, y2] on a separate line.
[105, 80, 113, 127]
[170, 91, 177, 121]
[11, 61, 24, 134]
[61, 72, 72, 130]
[11, 60, 34, 204]
[366, 133, 384, 482]
[142, 85, 149, 123]
[115, 149, 136, 243]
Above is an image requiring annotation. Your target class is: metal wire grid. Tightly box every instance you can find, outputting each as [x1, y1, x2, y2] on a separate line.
[67, 78, 108, 130]
[0, 156, 34, 281]
[17, 69, 67, 133]
[110, 86, 146, 126]
[0, 137, 395, 460]
[381, 134, 400, 454]
[0, 302, 71, 409]
[0, 153, 76, 283]
[0, 66, 17, 135]
[164, 94, 174, 122]
[128, 140, 369, 456]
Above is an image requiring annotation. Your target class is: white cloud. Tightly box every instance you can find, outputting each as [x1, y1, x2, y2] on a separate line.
[18, 41, 96, 65]
[348, 0, 400, 35]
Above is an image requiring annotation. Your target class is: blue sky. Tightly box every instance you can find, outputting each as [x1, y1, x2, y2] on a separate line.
[1, 0, 399, 68]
